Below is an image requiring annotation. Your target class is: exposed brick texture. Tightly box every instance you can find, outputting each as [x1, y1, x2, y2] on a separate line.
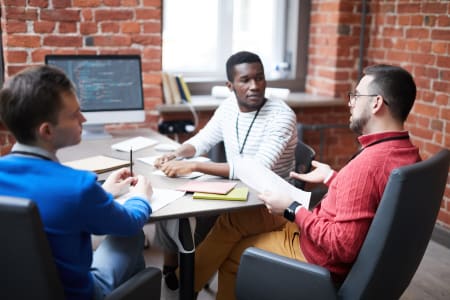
[306, 0, 449, 229]
[1, 0, 449, 228]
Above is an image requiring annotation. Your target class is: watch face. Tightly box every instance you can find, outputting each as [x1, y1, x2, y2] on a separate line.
[284, 207, 295, 221]
[284, 202, 300, 222]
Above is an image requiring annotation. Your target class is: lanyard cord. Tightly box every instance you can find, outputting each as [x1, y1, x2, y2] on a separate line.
[349, 134, 410, 162]
[236, 106, 262, 154]
[10, 150, 52, 161]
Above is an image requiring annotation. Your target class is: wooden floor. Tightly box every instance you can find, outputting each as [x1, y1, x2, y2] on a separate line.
[141, 224, 450, 300]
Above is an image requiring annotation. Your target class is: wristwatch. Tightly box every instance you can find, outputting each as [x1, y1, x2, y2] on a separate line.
[284, 201, 301, 222]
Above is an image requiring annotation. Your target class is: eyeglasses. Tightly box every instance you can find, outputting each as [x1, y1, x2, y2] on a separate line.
[347, 92, 390, 106]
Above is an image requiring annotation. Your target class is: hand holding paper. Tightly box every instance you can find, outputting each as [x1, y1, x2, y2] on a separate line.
[234, 157, 311, 209]
[258, 190, 293, 214]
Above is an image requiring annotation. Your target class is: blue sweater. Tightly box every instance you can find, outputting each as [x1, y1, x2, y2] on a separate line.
[0, 155, 152, 299]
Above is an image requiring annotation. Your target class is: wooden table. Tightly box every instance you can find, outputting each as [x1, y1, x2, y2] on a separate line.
[58, 128, 264, 300]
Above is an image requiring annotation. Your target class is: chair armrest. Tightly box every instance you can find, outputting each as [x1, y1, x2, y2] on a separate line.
[105, 267, 162, 300]
[236, 247, 337, 300]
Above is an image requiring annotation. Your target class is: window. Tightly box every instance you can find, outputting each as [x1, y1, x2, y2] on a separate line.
[162, 0, 310, 94]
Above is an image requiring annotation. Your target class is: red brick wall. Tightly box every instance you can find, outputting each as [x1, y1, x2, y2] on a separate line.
[0, 0, 163, 146]
[1, 0, 449, 228]
[307, 0, 449, 229]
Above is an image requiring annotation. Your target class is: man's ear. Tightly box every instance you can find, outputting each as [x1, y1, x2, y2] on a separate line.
[226, 81, 233, 92]
[372, 95, 385, 114]
[37, 122, 53, 140]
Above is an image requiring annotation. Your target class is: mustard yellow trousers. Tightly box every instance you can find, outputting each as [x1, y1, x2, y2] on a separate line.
[194, 206, 306, 300]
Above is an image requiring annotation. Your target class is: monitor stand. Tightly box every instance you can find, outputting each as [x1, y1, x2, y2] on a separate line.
[82, 124, 112, 140]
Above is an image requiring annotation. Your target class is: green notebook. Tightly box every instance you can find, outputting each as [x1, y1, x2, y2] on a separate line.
[193, 187, 249, 201]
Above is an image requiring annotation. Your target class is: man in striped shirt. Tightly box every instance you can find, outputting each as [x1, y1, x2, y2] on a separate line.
[154, 51, 298, 292]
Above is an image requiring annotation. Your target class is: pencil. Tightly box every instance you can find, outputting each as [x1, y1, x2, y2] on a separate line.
[130, 147, 133, 175]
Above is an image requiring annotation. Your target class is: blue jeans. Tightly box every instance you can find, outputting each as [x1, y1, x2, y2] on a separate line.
[91, 231, 146, 300]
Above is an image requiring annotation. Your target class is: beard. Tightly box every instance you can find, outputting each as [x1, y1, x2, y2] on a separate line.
[350, 108, 371, 135]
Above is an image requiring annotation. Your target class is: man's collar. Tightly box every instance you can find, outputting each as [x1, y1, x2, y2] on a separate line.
[358, 131, 409, 148]
[11, 143, 58, 162]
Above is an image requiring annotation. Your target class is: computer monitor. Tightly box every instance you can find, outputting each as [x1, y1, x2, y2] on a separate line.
[45, 54, 145, 139]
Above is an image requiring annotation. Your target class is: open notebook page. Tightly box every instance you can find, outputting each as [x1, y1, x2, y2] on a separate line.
[115, 188, 185, 212]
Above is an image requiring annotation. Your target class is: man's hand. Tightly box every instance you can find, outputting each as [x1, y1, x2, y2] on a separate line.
[159, 160, 196, 177]
[290, 160, 333, 184]
[258, 190, 293, 215]
[129, 175, 153, 205]
[102, 167, 135, 197]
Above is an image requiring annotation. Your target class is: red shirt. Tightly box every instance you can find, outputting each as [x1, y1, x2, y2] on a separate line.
[296, 131, 420, 283]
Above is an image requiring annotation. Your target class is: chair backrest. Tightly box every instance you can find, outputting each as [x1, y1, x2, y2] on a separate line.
[0, 196, 65, 299]
[292, 140, 316, 189]
[338, 149, 450, 300]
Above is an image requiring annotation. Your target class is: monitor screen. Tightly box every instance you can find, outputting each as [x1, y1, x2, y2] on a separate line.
[45, 54, 145, 139]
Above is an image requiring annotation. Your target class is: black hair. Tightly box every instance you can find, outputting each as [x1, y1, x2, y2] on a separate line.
[364, 64, 416, 122]
[226, 51, 264, 82]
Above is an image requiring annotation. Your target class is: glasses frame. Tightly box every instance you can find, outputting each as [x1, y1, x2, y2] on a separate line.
[347, 92, 390, 106]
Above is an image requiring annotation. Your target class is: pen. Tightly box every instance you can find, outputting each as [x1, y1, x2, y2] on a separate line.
[130, 147, 133, 175]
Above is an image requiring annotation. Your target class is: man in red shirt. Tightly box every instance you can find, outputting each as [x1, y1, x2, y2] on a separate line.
[190, 64, 421, 300]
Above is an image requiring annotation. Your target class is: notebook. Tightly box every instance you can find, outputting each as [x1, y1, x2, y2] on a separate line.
[193, 187, 248, 201]
[63, 155, 130, 174]
[177, 181, 237, 195]
[116, 188, 185, 212]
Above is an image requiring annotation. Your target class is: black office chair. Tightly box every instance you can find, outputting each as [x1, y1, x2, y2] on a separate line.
[291, 140, 316, 190]
[291, 139, 327, 209]
[236, 149, 450, 300]
[0, 196, 162, 300]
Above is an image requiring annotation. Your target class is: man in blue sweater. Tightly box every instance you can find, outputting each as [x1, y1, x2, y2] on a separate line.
[0, 65, 154, 300]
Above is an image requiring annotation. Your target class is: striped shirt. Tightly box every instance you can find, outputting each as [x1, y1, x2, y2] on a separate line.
[185, 95, 297, 180]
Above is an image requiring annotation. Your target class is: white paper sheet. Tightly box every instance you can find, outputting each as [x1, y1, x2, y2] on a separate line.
[234, 157, 311, 208]
[116, 188, 185, 212]
[111, 136, 158, 152]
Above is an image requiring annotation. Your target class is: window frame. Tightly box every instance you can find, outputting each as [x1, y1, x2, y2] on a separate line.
[166, 0, 311, 95]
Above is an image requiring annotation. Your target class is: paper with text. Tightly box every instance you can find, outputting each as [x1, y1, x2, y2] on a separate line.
[234, 158, 311, 208]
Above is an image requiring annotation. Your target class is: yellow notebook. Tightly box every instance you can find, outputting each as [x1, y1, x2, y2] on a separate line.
[193, 187, 248, 201]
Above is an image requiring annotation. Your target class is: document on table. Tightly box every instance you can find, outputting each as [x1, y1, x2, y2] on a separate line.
[115, 188, 185, 212]
[234, 158, 311, 208]
[111, 136, 158, 152]
[177, 180, 237, 194]
[63, 155, 130, 174]
[139, 156, 210, 179]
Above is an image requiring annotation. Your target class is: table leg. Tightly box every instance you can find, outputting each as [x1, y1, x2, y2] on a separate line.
[178, 218, 195, 300]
